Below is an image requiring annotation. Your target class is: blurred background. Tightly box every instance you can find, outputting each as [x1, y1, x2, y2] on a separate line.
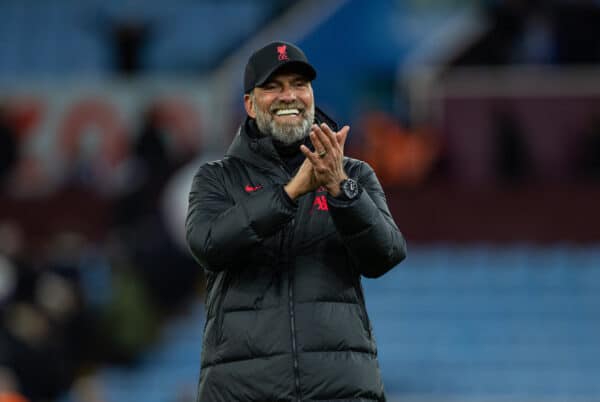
[0, 0, 599, 401]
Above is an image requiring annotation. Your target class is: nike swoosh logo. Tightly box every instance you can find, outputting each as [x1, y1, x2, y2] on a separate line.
[245, 184, 263, 192]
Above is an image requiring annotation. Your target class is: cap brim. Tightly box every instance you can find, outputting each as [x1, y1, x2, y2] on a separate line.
[255, 61, 317, 88]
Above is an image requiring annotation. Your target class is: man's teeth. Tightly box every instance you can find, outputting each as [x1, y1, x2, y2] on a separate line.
[275, 109, 300, 116]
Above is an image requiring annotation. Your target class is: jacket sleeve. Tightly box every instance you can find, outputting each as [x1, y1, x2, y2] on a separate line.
[327, 161, 407, 278]
[185, 163, 297, 272]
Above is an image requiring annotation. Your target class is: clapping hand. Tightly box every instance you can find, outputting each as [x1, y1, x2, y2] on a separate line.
[300, 123, 350, 197]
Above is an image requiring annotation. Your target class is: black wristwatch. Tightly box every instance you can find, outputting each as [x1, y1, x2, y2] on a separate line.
[338, 178, 360, 200]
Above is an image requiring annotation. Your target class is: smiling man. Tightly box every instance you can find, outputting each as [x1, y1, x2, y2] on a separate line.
[186, 41, 407, 402]
[247, 70, 315, 145]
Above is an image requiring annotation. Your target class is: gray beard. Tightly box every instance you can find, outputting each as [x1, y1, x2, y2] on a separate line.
[254, 103, 315, 145]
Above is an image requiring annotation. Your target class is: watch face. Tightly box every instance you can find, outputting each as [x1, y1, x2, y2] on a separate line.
[342, 178, 358, 199]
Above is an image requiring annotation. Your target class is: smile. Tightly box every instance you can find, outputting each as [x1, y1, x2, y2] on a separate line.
[274, 108, 301, 116]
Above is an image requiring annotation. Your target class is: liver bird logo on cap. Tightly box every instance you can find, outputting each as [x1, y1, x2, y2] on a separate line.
[277, 45, 289, 61]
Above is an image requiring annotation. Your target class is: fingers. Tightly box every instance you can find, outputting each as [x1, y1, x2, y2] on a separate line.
[309, 131, 325, 156]
[313, 123, 349, 150]
[306, 123, 350, 162]
[318, 123, 338, 148]
[300, 144, 321, 166]
[300, 144, 312, 157]
[311, 124, 335, 154]
[286, 155, 318, 198]
[336, 125, 350, 150]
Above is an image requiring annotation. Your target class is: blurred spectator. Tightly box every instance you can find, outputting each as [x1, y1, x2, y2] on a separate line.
[510, 4, 555, 64]
[112, 20, 153, 76]
[38, 233, 100, 370]
[0, 301, 71, 402]
[491, 109, 531, 184]
[0, 223, 24, 270]
[0, 108, 18, 190]
[111, 105, 201, 315]
[128, 214, 199, 312]
[554, 0, 600, 64]
[0, 393, 28, 402]
[116, 105, 175, 226]
[576, 115, 600, 181]
[134, 106, 173, 182]
[98, 255, 159, 364]
[358, 112, 441, 187]
[0, 365, 29, 401]
[90, 12, 155, 76]
[0, 221, 184, 399]
[453, 0, 530, 65]
[455, 0, 600, 66]
[67, 375, 107, 402]
[0, 230, 91, 401]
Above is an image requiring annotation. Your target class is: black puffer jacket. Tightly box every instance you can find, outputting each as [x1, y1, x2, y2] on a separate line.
[186, 115, 407, 402]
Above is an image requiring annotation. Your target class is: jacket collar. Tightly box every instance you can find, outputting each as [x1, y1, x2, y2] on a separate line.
[225, 118, 281, 172]
[225, 106, 339, 172]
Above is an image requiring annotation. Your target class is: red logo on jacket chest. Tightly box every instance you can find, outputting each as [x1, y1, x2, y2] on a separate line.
[311, 195, 328, 212]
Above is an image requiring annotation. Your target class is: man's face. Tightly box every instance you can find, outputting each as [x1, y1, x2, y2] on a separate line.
[244, 72, 315, 145]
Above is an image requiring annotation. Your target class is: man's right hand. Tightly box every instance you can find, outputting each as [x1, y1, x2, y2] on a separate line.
[284, 157, 319, 200]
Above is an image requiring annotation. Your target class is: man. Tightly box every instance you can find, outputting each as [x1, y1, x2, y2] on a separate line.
[186, 41, 407, 402]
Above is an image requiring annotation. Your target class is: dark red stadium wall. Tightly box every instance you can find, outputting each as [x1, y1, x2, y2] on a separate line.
[3, 183, 600, 248]
[386, 183, 600, 243]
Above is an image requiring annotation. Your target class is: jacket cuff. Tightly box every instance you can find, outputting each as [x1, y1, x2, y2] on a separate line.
[326, 182, 363, 207]
[279, 185, 298, 208]
[327, 190, 377, 235]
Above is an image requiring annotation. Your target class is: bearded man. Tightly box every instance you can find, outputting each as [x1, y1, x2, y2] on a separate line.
[186, 41, 407, 402]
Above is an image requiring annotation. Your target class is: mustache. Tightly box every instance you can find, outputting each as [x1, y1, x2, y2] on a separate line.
[269, 101, 306, 113]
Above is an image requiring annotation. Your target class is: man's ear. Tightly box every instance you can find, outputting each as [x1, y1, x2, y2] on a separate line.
[244, 93, 256, 119]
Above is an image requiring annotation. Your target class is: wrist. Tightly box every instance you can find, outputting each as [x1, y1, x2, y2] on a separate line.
[284, 183, 300, 200]
[327, 185, 342, 197]
[333, 177, 360, 201]
[325, 174, 348, 197]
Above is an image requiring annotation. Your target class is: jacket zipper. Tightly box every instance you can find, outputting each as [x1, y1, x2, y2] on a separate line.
[287, 219, 302, 401]
[277, 164, 302, 401]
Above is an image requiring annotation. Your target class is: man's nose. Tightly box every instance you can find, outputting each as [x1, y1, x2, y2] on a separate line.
[278, 85, 297, 101]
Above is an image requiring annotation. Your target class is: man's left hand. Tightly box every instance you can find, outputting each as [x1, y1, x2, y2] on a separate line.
[300, 123, 350, 197]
